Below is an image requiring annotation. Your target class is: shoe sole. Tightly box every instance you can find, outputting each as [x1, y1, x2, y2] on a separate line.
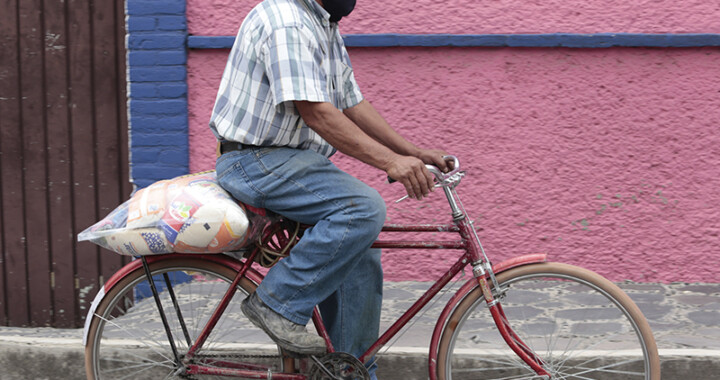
[241, 296, 326, 356]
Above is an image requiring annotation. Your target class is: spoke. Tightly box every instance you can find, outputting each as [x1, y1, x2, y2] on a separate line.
[553, 334, 635, 372]
[553, 371, 596, 380]
[102, 359, 174, 373]
[453, 365, 526, 373]
[452, 368, 542, 380]
[95, 313, 176, 364]
[463, 356, 530, 372]
[451, 356, 536, 379]
[98, 349, 175, 375]
[558, 359, 646, 378]
[110, 360, 172, 380]
[177, 281, 247, 355]
[100, 356, 173, 369]
[552, 325, 584, 371]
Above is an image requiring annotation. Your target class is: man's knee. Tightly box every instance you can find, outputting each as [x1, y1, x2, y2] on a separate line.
[354, 189, 386, 233]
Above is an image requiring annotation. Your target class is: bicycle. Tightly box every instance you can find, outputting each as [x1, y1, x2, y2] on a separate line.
[83, 156, 661, 379]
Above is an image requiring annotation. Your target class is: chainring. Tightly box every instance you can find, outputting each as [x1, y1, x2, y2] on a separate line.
[309, 352, 370, 380]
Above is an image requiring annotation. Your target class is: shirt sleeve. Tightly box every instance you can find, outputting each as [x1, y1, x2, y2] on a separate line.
[338, 48, 364, 109]
[260, 25, 331, 106]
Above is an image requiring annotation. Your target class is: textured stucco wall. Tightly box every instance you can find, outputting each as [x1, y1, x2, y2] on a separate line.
[186, 1, 720, 283]
[187, 0, 720, 35]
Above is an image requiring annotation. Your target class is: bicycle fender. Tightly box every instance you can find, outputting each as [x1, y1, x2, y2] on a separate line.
[82, 254, 264, 347]
[427, 253, 547, 380]
[83, 285, 106, 346]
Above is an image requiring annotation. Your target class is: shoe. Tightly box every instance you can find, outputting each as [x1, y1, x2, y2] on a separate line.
[241, 292, 327, 356]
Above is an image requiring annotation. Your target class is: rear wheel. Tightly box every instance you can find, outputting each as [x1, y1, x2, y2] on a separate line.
[85, 257, 289, 379]
[436, 262, 660, 379]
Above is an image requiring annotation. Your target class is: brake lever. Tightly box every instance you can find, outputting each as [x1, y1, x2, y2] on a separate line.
[394, 194, 410, 203]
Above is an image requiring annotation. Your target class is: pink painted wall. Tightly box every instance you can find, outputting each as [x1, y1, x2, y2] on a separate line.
[186, 1, 720, 283]
[187, 0, 720, 35]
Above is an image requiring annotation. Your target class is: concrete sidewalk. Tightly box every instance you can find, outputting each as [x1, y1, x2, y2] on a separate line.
[1, 281, 719, 379]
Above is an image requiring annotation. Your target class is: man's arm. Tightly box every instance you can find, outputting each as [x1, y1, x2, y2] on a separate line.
[343, 99, 450, 172]
[295, 100, 437, 200]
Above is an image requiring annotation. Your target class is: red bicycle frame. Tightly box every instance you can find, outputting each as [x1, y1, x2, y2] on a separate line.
[125, 158, 552, 379]
[165, 220, 548, 378]
[119, 223, 548, 379]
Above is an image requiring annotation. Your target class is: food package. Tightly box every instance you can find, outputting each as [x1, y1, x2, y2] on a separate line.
[127, 181, 167, 228]
[78, 171, 253, 255]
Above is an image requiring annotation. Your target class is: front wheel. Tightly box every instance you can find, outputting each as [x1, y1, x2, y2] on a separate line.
[436, 262, 660, 379]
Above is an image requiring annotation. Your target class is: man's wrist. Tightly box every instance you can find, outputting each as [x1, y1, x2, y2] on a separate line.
[376, 152, 402, 173]
[390, 143, 419, 158]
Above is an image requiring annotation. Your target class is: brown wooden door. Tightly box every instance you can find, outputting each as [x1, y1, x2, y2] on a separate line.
[0, 0, 131, 328]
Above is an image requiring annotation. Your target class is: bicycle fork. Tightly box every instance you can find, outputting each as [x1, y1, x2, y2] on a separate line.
[449, 183, 551, 379]
[473, 261, 551, 379]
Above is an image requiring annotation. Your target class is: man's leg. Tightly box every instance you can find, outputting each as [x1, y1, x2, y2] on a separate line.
[216, 147, 385, 357]
[318, 247, 383, 377]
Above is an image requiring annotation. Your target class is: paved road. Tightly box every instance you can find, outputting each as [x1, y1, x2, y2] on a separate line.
[1, 281, 718, 379]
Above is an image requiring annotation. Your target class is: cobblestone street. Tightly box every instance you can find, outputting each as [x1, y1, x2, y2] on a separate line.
[1, 280, 718, 378]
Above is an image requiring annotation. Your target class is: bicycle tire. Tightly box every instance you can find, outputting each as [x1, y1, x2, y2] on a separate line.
[84, 257, 288, 379]
[436, 262, 660, 380]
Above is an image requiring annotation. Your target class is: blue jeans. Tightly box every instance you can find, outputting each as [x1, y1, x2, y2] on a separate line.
[216, 147, 385, 377]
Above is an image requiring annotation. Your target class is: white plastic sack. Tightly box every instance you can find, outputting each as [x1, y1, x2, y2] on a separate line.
[78, 172, 251, 255]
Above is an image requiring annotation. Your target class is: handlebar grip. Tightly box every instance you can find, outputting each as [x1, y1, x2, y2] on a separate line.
[386, 156, 460, 184]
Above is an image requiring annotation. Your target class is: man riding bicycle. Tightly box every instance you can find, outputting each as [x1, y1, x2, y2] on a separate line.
[209, 0, 450, 377]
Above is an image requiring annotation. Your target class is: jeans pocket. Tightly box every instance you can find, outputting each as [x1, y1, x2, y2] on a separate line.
[215, 150, 245, 179]
[215, 150, 266, 204]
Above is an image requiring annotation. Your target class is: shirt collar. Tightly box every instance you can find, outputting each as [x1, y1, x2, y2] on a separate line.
[301, 0, 331, 26]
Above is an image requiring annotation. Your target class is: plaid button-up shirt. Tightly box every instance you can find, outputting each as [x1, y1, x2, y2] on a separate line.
[209, 0, 364, 157]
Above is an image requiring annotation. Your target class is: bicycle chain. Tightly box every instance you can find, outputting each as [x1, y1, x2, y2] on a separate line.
[181, 353, 368, 379]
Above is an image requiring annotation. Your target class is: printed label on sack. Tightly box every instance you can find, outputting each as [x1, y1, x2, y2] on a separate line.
[159, 193, 201, 244]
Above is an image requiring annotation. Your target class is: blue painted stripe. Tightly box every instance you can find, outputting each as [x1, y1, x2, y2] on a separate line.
[189, 36, 236, 49]
[188, 33, 720, 49]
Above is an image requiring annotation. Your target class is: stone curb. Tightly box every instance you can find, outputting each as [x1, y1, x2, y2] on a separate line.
[1, 337, 719, 379]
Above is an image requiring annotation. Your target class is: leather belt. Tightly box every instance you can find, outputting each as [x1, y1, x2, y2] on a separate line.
[219, 141, 247, 154]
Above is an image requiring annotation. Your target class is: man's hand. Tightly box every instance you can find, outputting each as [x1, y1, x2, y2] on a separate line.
[385, 156, 435, 200]
[416, 149, 452, 173]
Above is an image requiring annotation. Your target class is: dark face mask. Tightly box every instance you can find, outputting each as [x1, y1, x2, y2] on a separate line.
[323, 0, 356, 23]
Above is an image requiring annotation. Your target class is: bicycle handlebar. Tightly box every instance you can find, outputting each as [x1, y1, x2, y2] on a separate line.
[427, 155, 460, 181]
[387, 155, 460, 184]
